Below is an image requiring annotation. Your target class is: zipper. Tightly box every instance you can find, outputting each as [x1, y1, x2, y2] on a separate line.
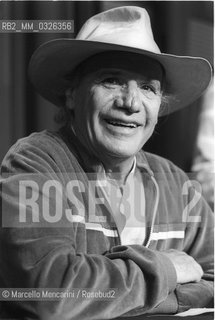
[145, 174, 160, 248]
[95, 159, 160, 248]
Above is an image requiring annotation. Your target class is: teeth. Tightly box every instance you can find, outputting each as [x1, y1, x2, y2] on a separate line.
[107, 120, 137, 128]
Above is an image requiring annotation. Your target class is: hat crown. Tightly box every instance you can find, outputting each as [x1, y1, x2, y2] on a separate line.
[76, 6, 161, 53]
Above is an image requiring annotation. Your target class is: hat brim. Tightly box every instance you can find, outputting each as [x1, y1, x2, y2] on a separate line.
[28, 39, 212, 116]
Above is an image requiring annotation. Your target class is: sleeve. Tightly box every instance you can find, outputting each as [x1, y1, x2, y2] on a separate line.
[0, 141, 177, 320]
[175, 186, 214, 313]
[148, 175, 214, 315]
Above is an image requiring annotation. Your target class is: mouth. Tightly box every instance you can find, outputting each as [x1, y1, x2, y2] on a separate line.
[105, 118, 140, 129]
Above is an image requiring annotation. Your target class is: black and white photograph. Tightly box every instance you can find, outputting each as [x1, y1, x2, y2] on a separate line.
[0, 1, 214, 319]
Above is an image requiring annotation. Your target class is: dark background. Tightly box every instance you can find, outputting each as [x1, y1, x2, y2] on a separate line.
[0, 1, 213, 171]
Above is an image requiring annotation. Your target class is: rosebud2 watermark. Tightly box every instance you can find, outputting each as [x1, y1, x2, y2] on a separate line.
[1, 172, 206, 228]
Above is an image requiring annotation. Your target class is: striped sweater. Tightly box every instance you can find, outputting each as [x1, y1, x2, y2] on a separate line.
[0, 128, 213, 319]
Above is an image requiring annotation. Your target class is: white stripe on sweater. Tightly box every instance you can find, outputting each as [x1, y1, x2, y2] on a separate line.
[150, 231, 185, 240]
[68, 215, 118, 237]
[85, 223, 118, 237]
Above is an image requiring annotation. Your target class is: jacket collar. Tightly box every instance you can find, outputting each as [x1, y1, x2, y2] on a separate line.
[136, 150, 154, 177]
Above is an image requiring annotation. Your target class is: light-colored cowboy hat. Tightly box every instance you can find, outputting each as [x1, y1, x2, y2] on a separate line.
[28, 6, 212, 116]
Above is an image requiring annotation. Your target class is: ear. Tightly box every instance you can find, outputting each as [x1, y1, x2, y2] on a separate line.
[65, 88, 75, 110]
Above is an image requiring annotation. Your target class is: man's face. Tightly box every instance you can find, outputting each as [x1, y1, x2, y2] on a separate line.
[69, 52, 163, 162]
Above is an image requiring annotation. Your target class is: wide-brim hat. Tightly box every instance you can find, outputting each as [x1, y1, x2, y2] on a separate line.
[28, 6, 212, 116]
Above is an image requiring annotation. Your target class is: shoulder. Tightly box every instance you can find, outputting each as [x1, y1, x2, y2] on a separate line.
[143, 151, 183, 173]
[12, 130, 66, 152]
[2, 130, 59, 153]
[1, 130, 76, 174]
[139, 150, 188, 186]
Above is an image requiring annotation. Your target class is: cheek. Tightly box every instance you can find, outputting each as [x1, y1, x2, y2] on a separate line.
[90, 86, 113, 109]
[145, 98, 161, 124]
[76, 88, 107, 136]
[88, 88, 115, 126]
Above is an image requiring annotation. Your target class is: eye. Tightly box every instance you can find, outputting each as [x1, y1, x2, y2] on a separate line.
[139, 84, 156, 94]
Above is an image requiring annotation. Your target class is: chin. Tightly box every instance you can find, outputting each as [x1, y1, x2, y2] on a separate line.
[103, 142, 140, 159]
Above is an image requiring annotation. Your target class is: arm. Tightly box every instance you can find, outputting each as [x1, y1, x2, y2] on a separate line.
[149, 180, 214, 314]
[0, 141, 177, 319]
[175, 189, 214, 312]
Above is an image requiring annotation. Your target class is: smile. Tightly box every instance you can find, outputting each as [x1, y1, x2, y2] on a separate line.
[105, 119, 140, 129]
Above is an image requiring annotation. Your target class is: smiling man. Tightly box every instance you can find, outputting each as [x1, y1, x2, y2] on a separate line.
[65, 52, 163, 179]
[0, 6, 213, 320]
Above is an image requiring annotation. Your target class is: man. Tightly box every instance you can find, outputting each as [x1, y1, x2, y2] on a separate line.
[0, 6, 213, 319]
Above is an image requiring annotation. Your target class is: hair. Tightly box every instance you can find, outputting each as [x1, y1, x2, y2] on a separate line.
[159, 93, 175, 116]
[54, 65, 82, 126]
[54, 103, 72, 126]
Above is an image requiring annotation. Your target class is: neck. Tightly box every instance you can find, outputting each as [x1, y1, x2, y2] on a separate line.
[102, 156, 135, 185]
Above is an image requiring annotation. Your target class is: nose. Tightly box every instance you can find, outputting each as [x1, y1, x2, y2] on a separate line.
[115, 81, 140, 113]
